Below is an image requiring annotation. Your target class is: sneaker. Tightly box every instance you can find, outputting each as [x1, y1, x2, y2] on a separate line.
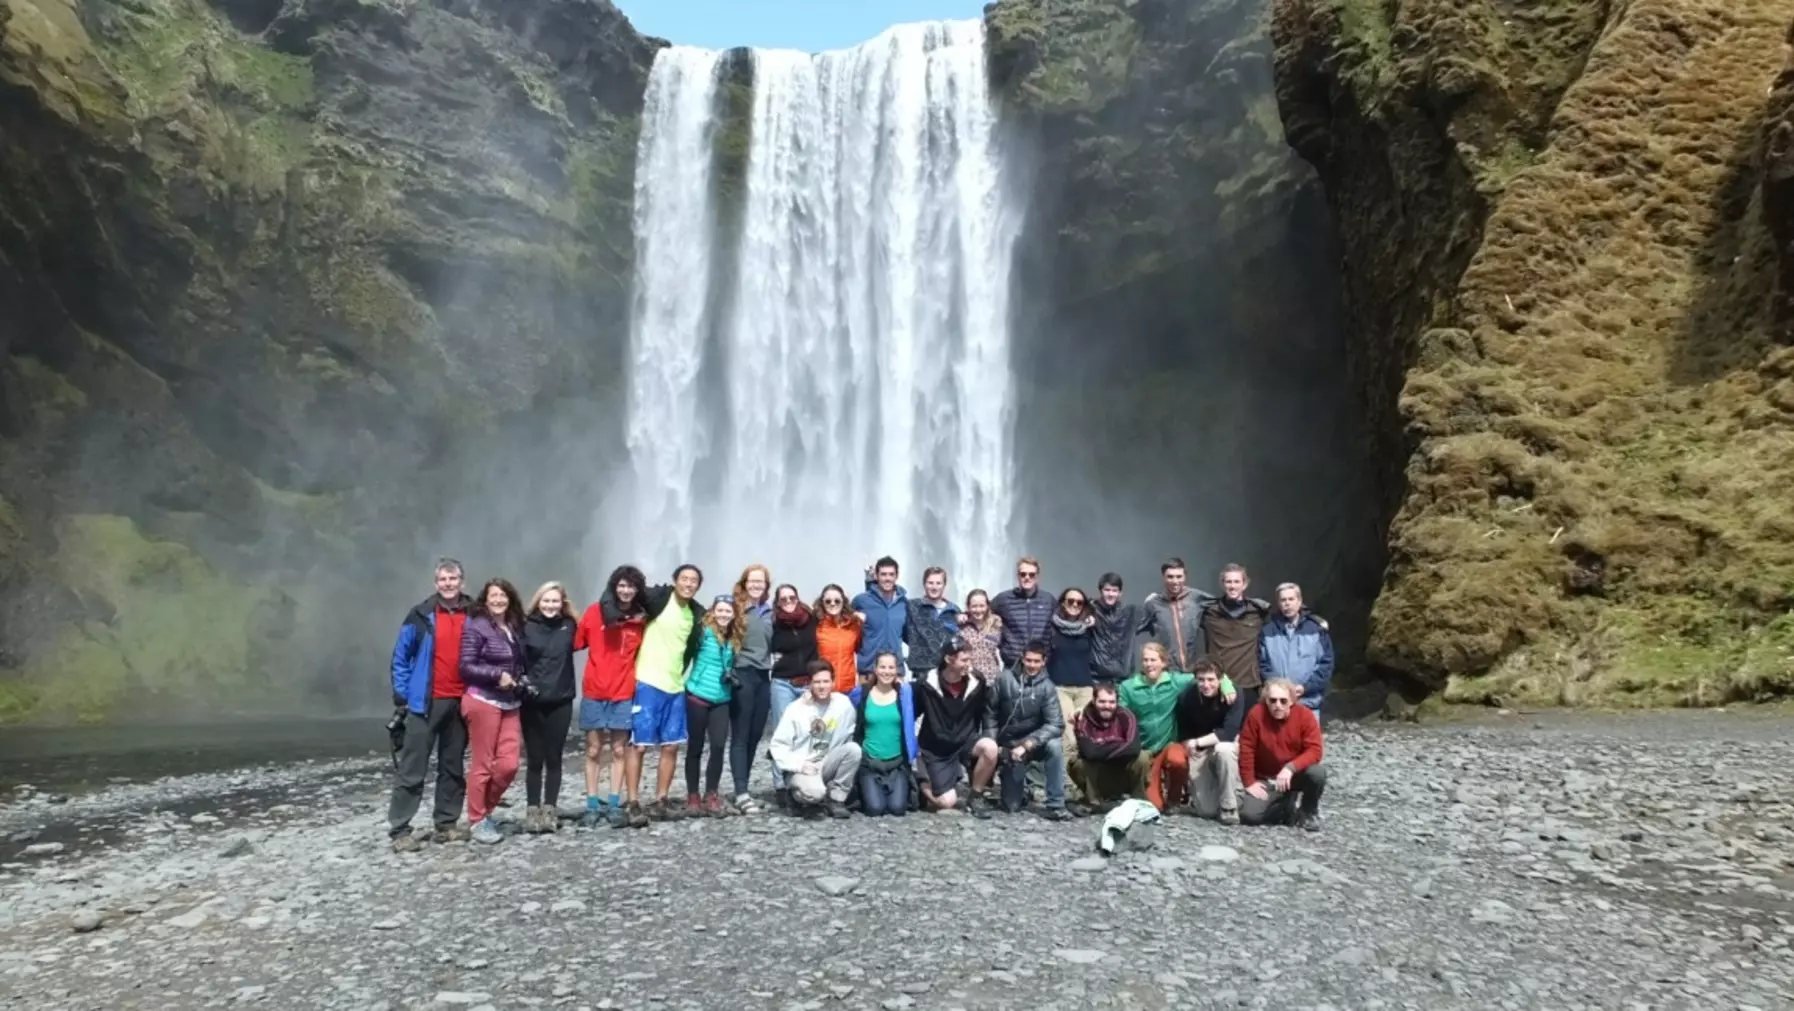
[685, 794, 705, 818]
[1296, 812, 1322, 833]
[1220, 807, 1240, 826]
[434, 823, 471, 844]
[705, 793, 726, 817]
[825, 799, 851, 820]
[470, 819, 503, 845]
[390, 831, 421, 853]
[624, 802, 650, 829]
[1039, 807, 1074, 823]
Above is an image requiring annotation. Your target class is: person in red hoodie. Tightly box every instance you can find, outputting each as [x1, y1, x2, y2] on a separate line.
[574, 565, 648, 828]
[1237, 678, 1326, 831]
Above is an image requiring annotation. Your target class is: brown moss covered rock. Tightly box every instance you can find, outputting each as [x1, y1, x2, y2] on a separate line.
[1273, 0, 1794, 705]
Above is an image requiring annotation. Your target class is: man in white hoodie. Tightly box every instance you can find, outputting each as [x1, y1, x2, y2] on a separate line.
[769, 660, 862, 818]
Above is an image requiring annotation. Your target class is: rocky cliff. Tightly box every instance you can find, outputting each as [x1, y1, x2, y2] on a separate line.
[1273, 0, 1794, 705]
[986, 0, 1383, 661]
[0, 0, 655, 722]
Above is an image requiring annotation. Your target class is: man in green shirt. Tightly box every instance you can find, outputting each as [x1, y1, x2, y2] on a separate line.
[1119, 642, 1194, 811]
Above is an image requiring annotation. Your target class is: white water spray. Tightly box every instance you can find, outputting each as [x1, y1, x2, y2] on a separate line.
[625, 22, 1020, 593]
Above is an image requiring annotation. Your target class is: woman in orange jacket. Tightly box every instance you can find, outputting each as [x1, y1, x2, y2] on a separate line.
[813, 583, 864, 694]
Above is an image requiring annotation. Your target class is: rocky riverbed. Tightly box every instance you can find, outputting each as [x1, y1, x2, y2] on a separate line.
[1, 714, 1790, 1010]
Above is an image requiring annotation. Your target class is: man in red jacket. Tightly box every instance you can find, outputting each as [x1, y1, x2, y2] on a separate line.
[1237, 678, 1326, 831]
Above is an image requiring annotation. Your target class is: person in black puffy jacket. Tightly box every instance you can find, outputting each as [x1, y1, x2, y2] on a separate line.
[990, 556, 1055, 667]
[520, 581, 579, 834]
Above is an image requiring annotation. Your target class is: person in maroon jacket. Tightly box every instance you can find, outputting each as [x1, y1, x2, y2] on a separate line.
[1237, 678, 1326, 831]
[1068, 683, 1143, 808]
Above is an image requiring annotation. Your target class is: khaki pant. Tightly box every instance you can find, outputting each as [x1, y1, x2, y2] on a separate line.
[790, 742, 863, 805]
[1154, 741, 1240, 816]
[1056, 686, 1093, 760]
[1069, 751, 1149, 805]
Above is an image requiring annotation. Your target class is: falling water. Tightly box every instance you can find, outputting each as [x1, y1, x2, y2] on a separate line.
[625, 21, 1020, 592]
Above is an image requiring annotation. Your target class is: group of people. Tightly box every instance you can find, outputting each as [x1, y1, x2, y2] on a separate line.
[384, 555, 1335, 849]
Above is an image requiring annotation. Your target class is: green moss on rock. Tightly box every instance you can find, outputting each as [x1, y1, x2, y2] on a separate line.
[8, 514, 275, 724]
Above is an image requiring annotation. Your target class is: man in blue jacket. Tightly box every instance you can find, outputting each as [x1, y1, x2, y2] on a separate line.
[853, 556, 909, 678]
[1258, 582, 1335, 713]
[385, 558, 475, 852]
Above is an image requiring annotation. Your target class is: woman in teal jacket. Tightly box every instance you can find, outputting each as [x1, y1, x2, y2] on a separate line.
[684, 595, 741, 816]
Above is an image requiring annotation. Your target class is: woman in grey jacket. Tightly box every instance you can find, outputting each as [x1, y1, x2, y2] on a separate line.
[727, 564, 774, 812]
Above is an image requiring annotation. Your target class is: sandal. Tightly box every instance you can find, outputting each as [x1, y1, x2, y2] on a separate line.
[733, 793, 761, 815]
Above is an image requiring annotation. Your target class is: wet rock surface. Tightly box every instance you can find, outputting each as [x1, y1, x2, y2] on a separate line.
[2, 715, 1791, 1009]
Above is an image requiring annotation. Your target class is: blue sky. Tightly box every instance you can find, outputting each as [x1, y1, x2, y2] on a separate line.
[617, 1, 988, 52]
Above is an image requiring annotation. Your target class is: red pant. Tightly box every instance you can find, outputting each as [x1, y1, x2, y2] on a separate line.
[463, 700, 521, 824]
[1148, 744, 1192, 811]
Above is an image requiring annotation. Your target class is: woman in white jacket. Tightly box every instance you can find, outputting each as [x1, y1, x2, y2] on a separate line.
[768, 660, 862, 818]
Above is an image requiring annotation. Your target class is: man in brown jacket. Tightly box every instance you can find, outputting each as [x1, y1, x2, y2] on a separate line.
[1199, 563, 1272, 708]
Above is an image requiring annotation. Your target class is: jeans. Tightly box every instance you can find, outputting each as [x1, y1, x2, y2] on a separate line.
[767, 678, 806, 789]
[1240, 762, 1327, 825]
[727, 668, 771, 797]
[998, 737, 1066, 810]
[858, 761, 910, 817]
[386, 697, 467, 836]
[520, 698, 573, 807]
[684, 695, 730, 796]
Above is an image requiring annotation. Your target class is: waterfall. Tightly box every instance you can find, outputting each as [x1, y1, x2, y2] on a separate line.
[625, 21, 1020, 593]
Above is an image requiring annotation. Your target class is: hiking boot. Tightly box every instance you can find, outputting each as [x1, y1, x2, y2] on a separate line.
[705, 793, 726, 817]
[390, 831, 422, 854]
[521, 807, 544, 834]
[624, 802, 650, 829]
[434, 823, 470, 844]
[825, 799, 851, 820]
[644, 799, 668, 822]
[470, 819, 503, 845]
[660, 796, 687, 821]
[1296, 812, 1322, 833]
[685, 794, 705, 818]
[542, 807, 562, 833]
[1064, 801, 1090, 819]
[964, 792, 992, 820]
[577, 807, 604, 829]
[774, 787, 792, 812]
[1038, 806, 1074, 823]
[608, 803, 629, 828]
[1219, 807, 1240, 827]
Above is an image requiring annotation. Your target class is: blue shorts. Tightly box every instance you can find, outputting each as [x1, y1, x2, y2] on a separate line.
[579, 698, 632, 732]
[631, 684, 687, 747]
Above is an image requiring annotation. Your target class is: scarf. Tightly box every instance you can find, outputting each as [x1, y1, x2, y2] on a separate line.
[775, 602, 814, 627]
[1052, 613, 1090, 636]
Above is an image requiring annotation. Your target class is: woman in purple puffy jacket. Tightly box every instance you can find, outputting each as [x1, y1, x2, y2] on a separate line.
[461, 577, 526, 844]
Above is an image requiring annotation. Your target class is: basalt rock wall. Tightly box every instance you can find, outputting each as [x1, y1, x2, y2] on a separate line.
[0, 0, 655, 722]
[1273, 0, 1794, 705]
[987, 0, 1383, 667]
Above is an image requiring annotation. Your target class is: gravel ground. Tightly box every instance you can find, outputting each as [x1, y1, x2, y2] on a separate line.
[1, 715, 1791, 1010]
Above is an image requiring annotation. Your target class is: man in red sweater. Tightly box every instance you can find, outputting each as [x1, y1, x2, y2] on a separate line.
[1237, 678, 1326, 831]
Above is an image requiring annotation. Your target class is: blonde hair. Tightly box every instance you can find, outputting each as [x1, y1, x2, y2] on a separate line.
[1262, 677, 1297, 699]
[1141, 642, 1170, 665]
[528, 580, 578, 616]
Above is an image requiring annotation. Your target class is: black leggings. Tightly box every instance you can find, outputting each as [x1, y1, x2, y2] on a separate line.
[684, 695, 730, 797]
[521, 699, 573, 806]
[728, 668, 771, 797]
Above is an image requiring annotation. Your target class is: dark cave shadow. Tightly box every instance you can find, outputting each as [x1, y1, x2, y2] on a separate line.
[1670, 97, 1786, 386]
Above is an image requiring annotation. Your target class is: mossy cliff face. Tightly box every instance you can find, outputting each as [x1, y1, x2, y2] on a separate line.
[1272, 0, 1794, 706]
[986, 0, 1382, 660]
[0, 0, 655, 722]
